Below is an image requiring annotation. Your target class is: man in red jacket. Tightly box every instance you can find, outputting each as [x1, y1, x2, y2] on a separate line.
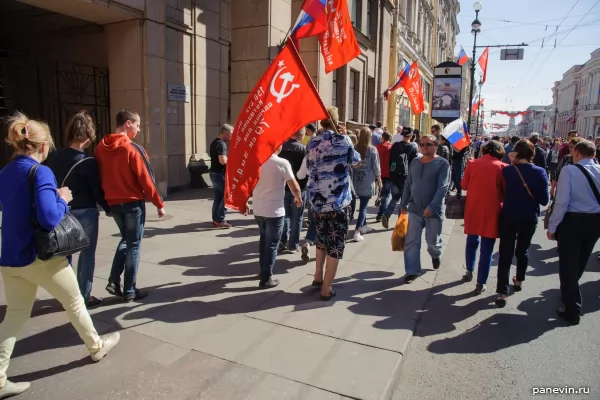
[95, 109, 165, 302]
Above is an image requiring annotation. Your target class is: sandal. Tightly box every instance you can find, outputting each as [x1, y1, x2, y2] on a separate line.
[312, 281, 323, 287]
[512, 276, 522, 292]
[321, 289, 336, 301]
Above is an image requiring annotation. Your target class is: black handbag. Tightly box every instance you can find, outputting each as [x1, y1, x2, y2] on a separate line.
[445, 195, 466, 219]
[28, 164, 90, 261]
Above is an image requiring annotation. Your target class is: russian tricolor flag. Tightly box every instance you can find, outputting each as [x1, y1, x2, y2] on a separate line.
[383, 63, 410, 100]
[457, 46, 469, 66]
[442, 118, 471, 151]
[290, 0, 327, 49]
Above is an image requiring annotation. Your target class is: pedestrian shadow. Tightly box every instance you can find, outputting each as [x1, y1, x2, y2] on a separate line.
[110, 218, 260, 239]
[8, 356, 92, 382]
[426, 280, 600, 354]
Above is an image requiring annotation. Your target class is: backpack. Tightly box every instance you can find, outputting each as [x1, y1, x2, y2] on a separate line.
[389, 142, 410, 184]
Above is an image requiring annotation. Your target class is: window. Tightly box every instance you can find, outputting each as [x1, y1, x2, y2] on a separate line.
[366, 0, 373, 38]
[422, 79, 431, 102]
[332, 70, 338, 106]
[351, 0, 362, 29]
[367, 77, 375, 123]
[349, 69, 359, 121]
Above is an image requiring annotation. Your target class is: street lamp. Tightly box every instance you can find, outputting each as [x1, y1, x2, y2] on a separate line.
[467, 1, 482, 131]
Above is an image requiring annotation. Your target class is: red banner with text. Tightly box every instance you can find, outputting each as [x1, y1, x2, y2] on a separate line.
[225, 40, 329, 212]
[402, 61, 425, 115]
[319, 0, 361, 73]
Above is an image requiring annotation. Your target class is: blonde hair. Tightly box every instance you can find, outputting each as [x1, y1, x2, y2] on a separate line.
[65, 111, 96, 145]
[5, 112, 54, 154]
[355, 127, 372, 158]
[348, 133, 358, 145]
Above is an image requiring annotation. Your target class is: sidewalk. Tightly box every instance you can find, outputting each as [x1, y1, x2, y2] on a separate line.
[0, 190, 454, 400]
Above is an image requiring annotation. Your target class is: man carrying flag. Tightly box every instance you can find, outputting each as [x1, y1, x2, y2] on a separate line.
[442, 118, 471, 198]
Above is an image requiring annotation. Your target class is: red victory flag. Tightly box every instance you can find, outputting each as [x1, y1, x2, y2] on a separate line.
[478, 47, 489, 84]
[401, 61, 425, 114]
[471, 98, 484, 116]
[225, 40, 328, 212]
[319, 0, 361, 73]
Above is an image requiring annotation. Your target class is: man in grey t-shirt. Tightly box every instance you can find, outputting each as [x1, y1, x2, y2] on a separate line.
[400, 135, 450, 283]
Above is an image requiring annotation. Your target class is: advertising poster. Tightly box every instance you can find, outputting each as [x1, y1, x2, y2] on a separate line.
[432, 77, 462, 119]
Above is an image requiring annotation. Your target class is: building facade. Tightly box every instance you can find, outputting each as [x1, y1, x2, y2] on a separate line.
[552, 48, 600, 138]
[517, 105, 552, 137]
[388, 0, 460, 132]
[0, 0, 458, 191]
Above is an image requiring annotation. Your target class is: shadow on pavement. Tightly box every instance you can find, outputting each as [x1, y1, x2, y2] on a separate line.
[427, 280, 600, 354]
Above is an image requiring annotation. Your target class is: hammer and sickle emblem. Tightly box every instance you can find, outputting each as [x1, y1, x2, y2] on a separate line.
[270, 62, 300, 103]
[409, 67, 416, 80]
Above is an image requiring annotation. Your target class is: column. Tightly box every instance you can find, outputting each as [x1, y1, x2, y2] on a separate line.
[230, 0, 292, 120]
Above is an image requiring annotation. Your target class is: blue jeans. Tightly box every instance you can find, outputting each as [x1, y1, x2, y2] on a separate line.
[255, 216, 284, 282]
[109, 201, 145, 297]
[281, 191, 306, 250]
[70, 208, 99, 300]
[210, 171, 227, 223]
[465, 235, 496, 285]
[451, 158, 464, 195]
[384, 179, 404, 217]
[404, 213, 443, 275]
[355, 196, 371, 230]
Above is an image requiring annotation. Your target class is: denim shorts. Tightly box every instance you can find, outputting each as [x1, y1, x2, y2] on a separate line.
[314, 205, 351, 259]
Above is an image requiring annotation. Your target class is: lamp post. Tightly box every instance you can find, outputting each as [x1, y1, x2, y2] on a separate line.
[467, 1, 482, 130]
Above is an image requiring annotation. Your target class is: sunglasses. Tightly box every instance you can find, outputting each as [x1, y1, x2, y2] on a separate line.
[420, 143, 435, 148]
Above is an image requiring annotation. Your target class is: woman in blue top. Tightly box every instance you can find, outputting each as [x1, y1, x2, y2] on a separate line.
[49, 111, 110, 308]
[495, 139, 550, 308]
[0, 113, 119, 399]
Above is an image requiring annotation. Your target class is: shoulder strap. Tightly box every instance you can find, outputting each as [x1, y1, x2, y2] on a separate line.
[28, 164, 41, 228]
[513, 165, 535, 201]
[574, 164, 600, 205]
[61, 157, 93, 187]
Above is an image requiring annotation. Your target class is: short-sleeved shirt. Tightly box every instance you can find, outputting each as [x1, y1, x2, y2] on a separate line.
[279, 138, 307, 191]
[210, 138, 227, 173]
[252, 155, 294, 218]
[305, 130, 361, 213]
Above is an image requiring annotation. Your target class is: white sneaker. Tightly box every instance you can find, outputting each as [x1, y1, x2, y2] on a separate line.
[360, 225, 374, 234]
[0, 381, 30, 399]
[90, 332, 120, 362]
[353, 232, 364, 242]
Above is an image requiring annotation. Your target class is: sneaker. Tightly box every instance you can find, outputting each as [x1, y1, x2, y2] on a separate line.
[85, 296, 103, 309]
[360, 225, 374, 234]
[382, 215, 389, 229]
[90, 332, 121, 362]
[353, 232, 364, 242]
[259, 278, 280, 289]
[106, 282, 123, 297]
[277, 242, 287, 254]
[0, 380, 30, 399]
[404, 274, 418, 284]
[124, 289, 148, 303]
[474, 283, 486, 295]
[213, 221, 232, 229]
[432, 258, 441, 270]
[301, 243, 310, 263]
[462, 271, 473, 282]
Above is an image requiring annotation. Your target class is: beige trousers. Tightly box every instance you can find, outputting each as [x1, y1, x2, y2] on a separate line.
[0, 257, 102, 386]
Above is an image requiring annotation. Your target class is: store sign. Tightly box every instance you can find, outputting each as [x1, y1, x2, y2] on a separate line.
[167, 83, 191, 102]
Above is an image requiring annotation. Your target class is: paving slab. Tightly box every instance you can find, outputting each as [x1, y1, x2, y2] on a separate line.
[0, 189, 455, 399]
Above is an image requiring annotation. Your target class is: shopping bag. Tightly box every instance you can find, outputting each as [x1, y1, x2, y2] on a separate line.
[445, 195, 465, 219]
[391, 213, 408, 251]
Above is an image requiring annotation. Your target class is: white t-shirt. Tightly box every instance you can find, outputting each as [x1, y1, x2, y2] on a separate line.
[391, 133, 404, 144]
[252, 155, 295, 218]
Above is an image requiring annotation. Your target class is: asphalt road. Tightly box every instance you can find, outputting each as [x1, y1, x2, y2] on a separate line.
[390, 217, 600, 400]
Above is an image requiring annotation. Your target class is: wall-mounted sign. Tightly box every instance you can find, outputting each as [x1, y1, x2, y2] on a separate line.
[167, 83, 191, 102]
